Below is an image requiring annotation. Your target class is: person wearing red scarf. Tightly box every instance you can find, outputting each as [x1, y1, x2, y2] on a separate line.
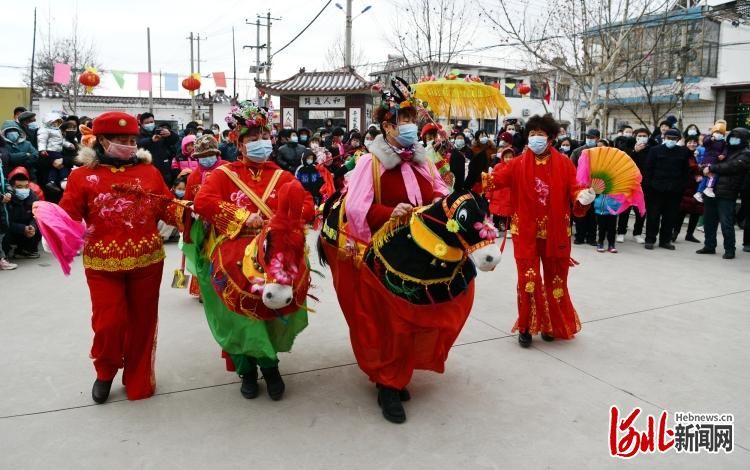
[488, 114, 595, 347]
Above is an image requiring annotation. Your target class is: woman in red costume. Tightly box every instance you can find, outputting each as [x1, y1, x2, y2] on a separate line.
[59, 112, 186, 403]
[488, 114, 596, 347]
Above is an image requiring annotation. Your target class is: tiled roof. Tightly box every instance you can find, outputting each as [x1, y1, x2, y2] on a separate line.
[256, 70, 374, 95]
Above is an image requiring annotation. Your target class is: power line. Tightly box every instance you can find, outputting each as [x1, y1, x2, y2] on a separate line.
[272, 0, 332, 58]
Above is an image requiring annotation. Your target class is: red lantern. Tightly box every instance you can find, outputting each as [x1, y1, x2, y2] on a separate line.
[518, 82, 531, 95]
[78, 67, 101, 94]
[182, 73, 201, 96]
[740, 93, 750, 105]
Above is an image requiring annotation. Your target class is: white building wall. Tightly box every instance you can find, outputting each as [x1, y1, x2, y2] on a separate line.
[716, 22, 750, 85]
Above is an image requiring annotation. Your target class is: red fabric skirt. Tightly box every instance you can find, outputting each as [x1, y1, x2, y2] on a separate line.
[322, 242, 475, 389]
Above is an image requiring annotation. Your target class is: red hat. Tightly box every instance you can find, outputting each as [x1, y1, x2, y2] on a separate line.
[92, 112, 139, 136]
[498, 132, 513, 144]
[420, 122, 441, 138]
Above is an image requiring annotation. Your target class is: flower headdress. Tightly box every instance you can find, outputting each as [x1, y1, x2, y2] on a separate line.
[225, 100, 272, 142]
[379, 76, 429, 121]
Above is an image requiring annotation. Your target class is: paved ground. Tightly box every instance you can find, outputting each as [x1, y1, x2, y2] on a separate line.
[1, 227, 749, 469]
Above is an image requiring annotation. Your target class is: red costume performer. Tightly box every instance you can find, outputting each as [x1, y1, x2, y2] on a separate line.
[59, 112, 185, 402]
[488, 114, 595, 347]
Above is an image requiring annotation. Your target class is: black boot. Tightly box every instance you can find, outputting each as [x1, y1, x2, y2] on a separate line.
[260, 366, 285, 401]
[240, 362, 259, 399]
[723, 251, 735, 260]
[696, 247, 716, 254]
[685, 234, 701, 243]
[92, 379, 113, 404]
[518, 330, 532, 348]
[377, 385, 406, 424]
[541, 332, 555, 342]
[376, 383, 410, 402]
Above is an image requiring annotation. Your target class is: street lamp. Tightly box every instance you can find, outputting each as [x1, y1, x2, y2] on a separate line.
[335, 1, 374, 68]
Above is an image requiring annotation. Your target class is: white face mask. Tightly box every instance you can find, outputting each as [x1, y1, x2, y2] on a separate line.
[636, 136, 649, 145]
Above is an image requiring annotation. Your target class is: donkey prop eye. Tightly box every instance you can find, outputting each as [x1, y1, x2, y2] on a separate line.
[457, 207, 468, 224]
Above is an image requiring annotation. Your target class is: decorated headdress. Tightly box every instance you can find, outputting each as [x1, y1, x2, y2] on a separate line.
[378, 77, 429, 121]
[225, 100, 272, 142]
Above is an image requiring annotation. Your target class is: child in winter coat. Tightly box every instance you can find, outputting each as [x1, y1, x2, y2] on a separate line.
[489, 144, 515, 234]
[38, 112, 75, 191]
[695, 120, 728, 202]
[295, 149, 324, 205]
[1, 171, 41, 259]
[171, 135, 199, 180]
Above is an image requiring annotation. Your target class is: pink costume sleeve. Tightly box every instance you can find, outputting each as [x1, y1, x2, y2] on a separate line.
[344, 153, 377, 243]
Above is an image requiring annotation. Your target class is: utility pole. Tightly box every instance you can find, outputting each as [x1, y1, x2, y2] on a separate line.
[266, 12, 272, 81]
[188, 32, 196, 120]
[256, 20, 262, 83]
[196, 33, 206, 92]
[29, 7, 37, 109]
[345, 0, 352, 69]
[147, 27, 153, 113]
[232, 26, 237, 98]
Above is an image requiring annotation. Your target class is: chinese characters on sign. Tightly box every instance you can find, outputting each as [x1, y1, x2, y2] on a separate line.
[299, 95, 346, 109]
[365, 103, 373, 128]
[348, 108, 361, 132]
[282, 108, 295, 129]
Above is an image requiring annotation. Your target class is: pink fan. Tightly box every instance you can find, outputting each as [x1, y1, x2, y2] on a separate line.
[32, 201, 86, 275]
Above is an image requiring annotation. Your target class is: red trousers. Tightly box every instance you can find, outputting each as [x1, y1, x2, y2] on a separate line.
[513, 240, 581, 339]
[84, 261, 164, 400]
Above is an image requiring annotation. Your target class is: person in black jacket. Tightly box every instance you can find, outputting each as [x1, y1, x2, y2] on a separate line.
[696, 127, 750, 259]
[136, 113, 179, 186]
[276, 129, 306, 173]
[617, 128, 651, 243]
[448, 131, 471, 190]
[572, 129, 600, 245]
[1, 171, 40, 259]
[644, 129, 691, 250]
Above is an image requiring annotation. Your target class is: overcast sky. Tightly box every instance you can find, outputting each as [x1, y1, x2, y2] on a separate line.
[0, 0, 473, 98]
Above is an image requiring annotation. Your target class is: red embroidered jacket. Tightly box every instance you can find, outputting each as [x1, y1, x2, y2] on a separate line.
[59, 148, 185, 272]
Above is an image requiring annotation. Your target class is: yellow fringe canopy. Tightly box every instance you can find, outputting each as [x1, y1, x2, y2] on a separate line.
[412, 80, 512, 119]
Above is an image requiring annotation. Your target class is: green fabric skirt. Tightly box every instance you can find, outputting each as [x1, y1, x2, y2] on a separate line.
[182, 222, 308, 367]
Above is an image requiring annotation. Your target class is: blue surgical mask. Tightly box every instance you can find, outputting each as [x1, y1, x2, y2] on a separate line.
[28, 122, 39, 130]
[6, 131, 19, 142]
[454, 139, 465, 149]
[395, 123, 418, 147]
[560, 145, 571, 152]
[246, 139, 272, 162]
[585, 138, 596, 147]
[300, 135, 308, 142]
[174, 189, 186, 198]
[528, 136, 549, 155]
[664, 140, 677, 149]
[687, 129, 697, 136]
[729, 137, 741, 146]
[290, 136, 299, 144]
[143, 123, 156, 132]
[15, 188, 30, 200]
[199, 156, 218, 169]
[479, 136, 489, 145]
[712, 133, 724, 141]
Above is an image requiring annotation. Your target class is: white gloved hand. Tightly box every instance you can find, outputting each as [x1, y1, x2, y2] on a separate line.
[577, 188, 596, 205]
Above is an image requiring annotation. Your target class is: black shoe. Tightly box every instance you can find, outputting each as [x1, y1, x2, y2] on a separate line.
[685, 234, 701, 243]
[573, 239, 584, 245]
[744, 246, 750, 253]
[541, 332, 555, 342]
[14, 249, 40, 259]
[377, 385, 406, 424]
[644, 243, 654, 250]
[723, 252, 735, 260]
[696, 247, 716, 254]
[659, 243, 676, 250]
[518, 331, 532, 348]
[587, 239, 598, 246]
[376, 383, 410, 402]
[671, 234, 678, 243]
[92, 379, 113, 404]
[240, 373, 259, 400]
[260, 366, 285, 401]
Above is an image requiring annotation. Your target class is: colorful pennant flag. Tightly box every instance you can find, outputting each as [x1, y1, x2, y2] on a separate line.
[505, 81, 516, 90]
[165, 73, 178, 91]
[137, 72, 152, 91]
[213, 72, 227, 88]
[111, 70, 126, 89]
[53, 63, 71, 84]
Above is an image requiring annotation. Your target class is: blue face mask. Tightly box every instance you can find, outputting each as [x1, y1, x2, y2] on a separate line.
[664, 140, 677, 149]
[560, 145, 571, 152]
[479, 136, 489, 145]
[729, 137, 741, 146]
[300, 135, 308, 143]
[454, 139, 465, 149]
[246, 139, 272, 162]
[199, 156, 218, 169]
[585, 138, 596, 147]
[174, 189, 186, 198]
[395, 123, 418, 147]
[15, 188, 30, 200]
[290, 136, 299, 144]
[143, 123, 156, 132]
[6, 131, 19, 142]
[528, 136, 549, 155]
[28, 122, 39, 130]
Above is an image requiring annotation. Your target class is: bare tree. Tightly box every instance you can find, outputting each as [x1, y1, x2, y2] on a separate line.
[479, 0, 671, 128]
[324, 34, 368, 73]
[387, 0, 477, 79]
[25, 13, 101, 114]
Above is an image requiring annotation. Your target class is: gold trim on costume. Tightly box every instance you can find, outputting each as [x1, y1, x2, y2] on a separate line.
[408, 212, 465, 262]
